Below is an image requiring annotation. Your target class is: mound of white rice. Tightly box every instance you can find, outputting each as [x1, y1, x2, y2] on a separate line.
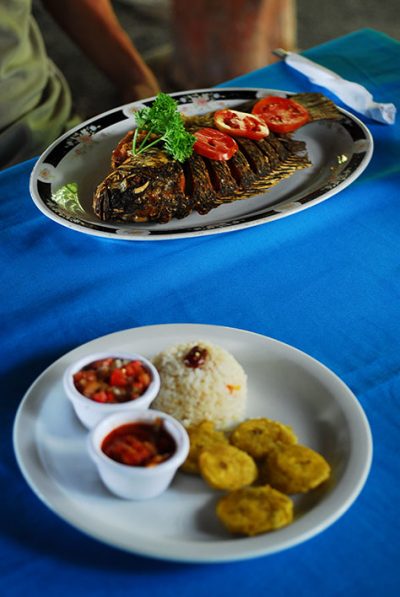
[151, 340, 247, 429]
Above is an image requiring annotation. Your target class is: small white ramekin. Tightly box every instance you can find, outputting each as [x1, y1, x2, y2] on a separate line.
[63, 351, 160, 429]
[87, 409, 189, 499]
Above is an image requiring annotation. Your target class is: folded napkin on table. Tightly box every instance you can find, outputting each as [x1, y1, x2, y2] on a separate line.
[274, 49, 396, 125]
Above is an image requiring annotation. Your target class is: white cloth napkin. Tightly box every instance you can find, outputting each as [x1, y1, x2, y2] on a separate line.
[274, 49, 396, 125]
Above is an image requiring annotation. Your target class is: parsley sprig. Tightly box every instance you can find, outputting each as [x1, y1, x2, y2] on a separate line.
[132, 93, 195, 162]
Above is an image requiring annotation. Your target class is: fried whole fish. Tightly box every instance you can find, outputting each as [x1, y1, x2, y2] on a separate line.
[92, 93, 342, 224]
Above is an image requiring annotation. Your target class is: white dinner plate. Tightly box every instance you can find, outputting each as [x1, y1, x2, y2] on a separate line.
[13, 324, 372, 563]
[29, 88, 373, 240]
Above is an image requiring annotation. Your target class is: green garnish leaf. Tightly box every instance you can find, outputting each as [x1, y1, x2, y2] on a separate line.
[132, 92, 195, 162]
[163, 126, 196, 163]
[52, 182, 84, 214]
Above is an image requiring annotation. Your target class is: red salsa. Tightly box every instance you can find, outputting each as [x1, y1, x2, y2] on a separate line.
[73, 357, 152, 404]
[101, 419, 176, 467]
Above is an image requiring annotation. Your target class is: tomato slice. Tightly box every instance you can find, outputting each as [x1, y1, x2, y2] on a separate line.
[214, 109, 269, 140]
[193, 127, 238, 161]
[252, 96, 309, 133]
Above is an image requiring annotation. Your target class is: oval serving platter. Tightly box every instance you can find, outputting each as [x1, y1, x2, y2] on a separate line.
[30, 88, 373, 240]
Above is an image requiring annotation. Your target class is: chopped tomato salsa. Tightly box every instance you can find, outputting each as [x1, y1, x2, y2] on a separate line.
[73, 357, 152, 403]
[101, 419, 176, 467]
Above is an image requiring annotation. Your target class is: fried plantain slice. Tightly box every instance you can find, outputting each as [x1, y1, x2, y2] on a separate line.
[266, 444, 331, 494]
[216, 485, 293, 536]
[199, 444, 258, 490]
[181, 420, 228, 474]
[230, 418, 297, 459]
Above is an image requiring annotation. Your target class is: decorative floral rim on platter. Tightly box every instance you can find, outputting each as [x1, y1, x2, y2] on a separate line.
[30, 88, 373, 240]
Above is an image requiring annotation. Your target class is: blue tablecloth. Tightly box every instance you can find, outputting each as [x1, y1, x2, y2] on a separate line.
[1, 28, 399, 595]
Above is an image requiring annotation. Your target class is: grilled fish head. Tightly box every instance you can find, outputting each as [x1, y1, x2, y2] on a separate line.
[93, 148, 190, 223]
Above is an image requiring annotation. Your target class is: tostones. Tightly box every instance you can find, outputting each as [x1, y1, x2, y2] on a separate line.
[266, 443, 331, 494]
[230, 418, 297, 459]
[199, 444, 258, 490]
[216, 485, 293, 536]
[181, 420, 228, 474]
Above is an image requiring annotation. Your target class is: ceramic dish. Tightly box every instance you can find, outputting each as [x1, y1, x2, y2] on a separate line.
[29, 88, 373, 240]
[63, 351, 160, 428]
[88, 409, 189, 499]
[13, 324, 372, 563]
